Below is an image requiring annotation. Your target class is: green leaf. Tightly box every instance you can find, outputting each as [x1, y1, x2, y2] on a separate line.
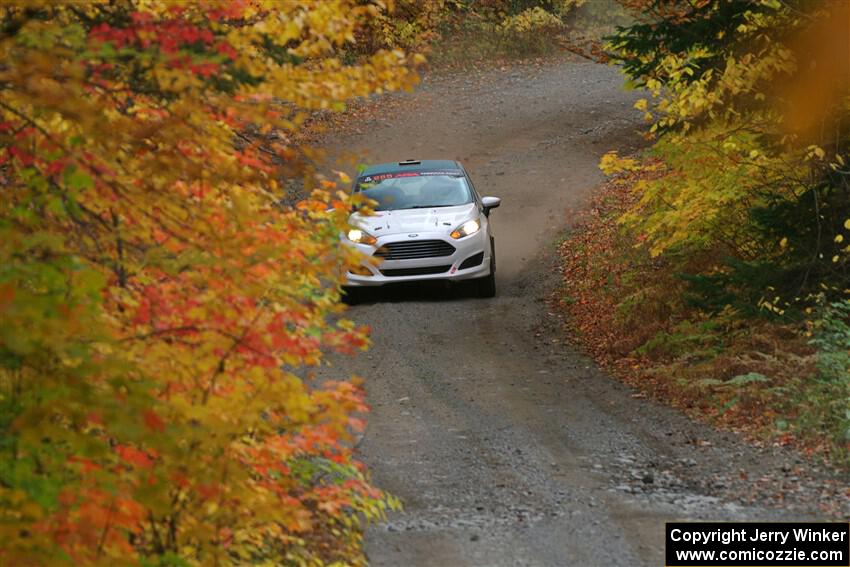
[725, 372, 769, 387]
[64, 168, 93, 191]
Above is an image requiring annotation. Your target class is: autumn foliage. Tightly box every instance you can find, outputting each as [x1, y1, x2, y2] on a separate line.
[0, 1, 419, 564]
[560, 0, 850, 460]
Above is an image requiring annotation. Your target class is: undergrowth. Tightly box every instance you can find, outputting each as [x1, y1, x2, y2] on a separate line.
[558, 163, 850, 466]
[426, 12, 569, 69]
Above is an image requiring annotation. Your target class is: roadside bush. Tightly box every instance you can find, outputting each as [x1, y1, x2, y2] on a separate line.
[498, 7, 565, 55]
[0, 2, 415, 563]
[607, 0, 850, 311]
[559, 169, 822, 445]
[575, 0, 850, 461]
[362, 0, 589, 67]
[355, 0, 445, 53]
[799, 300, 850, 455]
[557, 0, 850, 464]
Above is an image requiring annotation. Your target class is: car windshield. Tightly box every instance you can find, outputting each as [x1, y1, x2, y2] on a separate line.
[355, 171, 472, 211]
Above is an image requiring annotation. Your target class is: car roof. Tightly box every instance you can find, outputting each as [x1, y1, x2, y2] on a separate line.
[359, 159, 463, 177]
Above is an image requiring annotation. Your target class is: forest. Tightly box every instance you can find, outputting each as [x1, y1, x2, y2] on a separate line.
[562, 0, 850, 461]
[0, 0, 847, 564]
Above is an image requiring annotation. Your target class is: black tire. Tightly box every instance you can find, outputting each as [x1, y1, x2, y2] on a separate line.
[476, 271, 496, 298]
[342, 287, 361, 305]
[476, 240, 496, 298]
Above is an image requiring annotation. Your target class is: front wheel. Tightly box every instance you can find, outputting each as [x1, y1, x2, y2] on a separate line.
[476, 271, 496, 298]
[342, 287, 361, 305]
[476, 243, 496, 298]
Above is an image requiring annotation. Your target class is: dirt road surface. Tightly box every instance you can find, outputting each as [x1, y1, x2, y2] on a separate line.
[326, 58, 845, 566]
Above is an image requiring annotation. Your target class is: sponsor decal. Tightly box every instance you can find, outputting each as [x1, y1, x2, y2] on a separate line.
[359, 170, 462, 184]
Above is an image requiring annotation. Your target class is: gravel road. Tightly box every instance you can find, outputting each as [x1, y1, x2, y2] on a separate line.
[326, 58, 847, 566]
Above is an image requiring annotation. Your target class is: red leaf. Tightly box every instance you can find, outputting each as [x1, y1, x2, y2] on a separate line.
[8, 146, 34, 166]
[142, 409, 166, 433]
[115, 444, 154, 469]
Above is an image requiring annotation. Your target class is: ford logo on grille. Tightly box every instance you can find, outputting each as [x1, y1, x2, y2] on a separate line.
[408, 233, 418, 238]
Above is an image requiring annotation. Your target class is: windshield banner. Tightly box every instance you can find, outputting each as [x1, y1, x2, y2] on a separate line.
[361, 170, 462, 183]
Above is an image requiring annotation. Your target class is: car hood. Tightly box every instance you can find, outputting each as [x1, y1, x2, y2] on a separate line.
[350, 203, 477, 236]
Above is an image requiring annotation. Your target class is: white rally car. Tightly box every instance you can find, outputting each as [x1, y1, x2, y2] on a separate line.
[343, 159, 500, 298]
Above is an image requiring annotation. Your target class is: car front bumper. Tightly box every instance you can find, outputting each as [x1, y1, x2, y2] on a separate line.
[344, 230, 490, 287]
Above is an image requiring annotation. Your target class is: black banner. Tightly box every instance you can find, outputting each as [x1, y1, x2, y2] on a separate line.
[666, 522, 850, 566]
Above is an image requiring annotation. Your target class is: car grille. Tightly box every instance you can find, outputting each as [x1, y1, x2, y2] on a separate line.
[374, 239, 455, 260]
[380, 265, 452, 277]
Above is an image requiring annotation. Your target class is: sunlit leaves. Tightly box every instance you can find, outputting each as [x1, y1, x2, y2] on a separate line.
[0, 1, 414, 564]
[608, 0, 850, 305]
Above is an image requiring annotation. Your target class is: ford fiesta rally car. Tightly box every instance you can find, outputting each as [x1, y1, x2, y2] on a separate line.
[343, 159, 501, 298]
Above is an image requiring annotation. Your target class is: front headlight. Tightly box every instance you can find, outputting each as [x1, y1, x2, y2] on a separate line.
[450, 218, 481, 239]
[347, 228, 377, 245]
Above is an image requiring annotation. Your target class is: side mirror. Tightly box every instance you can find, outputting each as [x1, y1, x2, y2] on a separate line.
[481, 196, 501, 216]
